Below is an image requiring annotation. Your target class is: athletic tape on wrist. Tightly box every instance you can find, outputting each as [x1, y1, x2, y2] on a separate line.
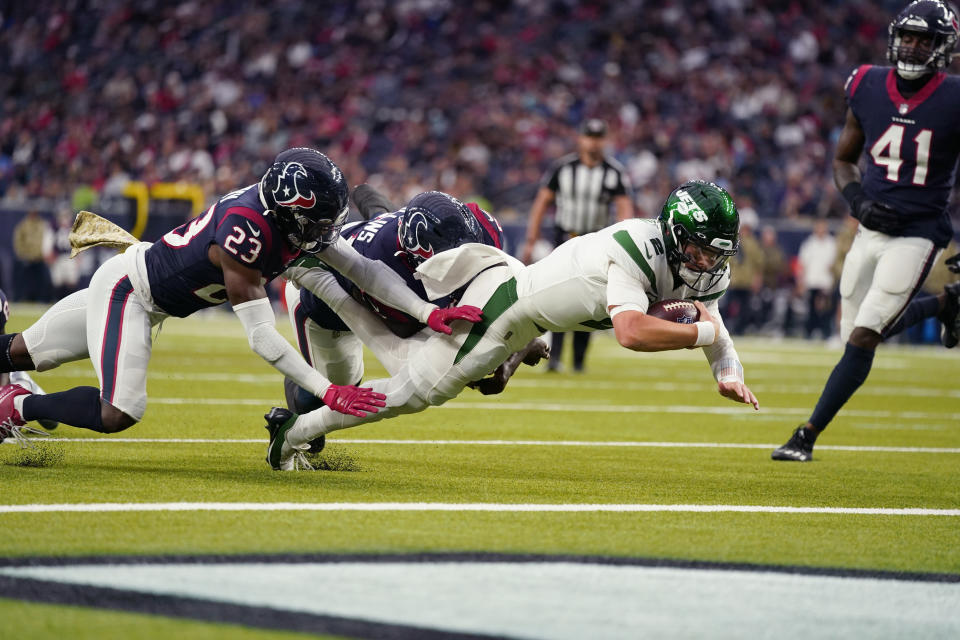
[694, 321, 716, 347]
[716, 358, 745, 383]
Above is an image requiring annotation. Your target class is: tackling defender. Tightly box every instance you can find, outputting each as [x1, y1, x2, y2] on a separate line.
[283, 189, 547, 454]
[0, 148, 480, 440]
[773, 0, 960, 462]
[284, 189, 510, 413]
[266, 181, 759, 470]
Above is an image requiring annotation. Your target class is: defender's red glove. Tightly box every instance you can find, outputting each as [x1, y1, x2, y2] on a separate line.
[427, 305, 483, 335]
[322, 385, 386, 418]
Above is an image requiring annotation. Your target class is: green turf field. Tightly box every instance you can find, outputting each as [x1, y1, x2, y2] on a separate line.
[1, 305, 958, 638]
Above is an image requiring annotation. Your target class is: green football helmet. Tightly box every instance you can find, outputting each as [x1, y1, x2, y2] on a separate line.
[658, 180, 740, 292]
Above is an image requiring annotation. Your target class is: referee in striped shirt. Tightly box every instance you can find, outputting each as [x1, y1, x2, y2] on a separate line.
[521, 118, 635, 373]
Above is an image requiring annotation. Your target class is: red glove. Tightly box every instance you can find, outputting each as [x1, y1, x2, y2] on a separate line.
[322, 385, 386, 418]
[427, 305, 483, 335]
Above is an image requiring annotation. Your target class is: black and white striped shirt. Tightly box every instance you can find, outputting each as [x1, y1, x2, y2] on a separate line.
[543, 153, 632, 235]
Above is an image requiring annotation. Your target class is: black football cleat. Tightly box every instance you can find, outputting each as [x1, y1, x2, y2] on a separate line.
[282, 378, 326, 453]
[771, 425, 816, 462]
[938, 282, 960, 349]
[264, 407, 313, 471]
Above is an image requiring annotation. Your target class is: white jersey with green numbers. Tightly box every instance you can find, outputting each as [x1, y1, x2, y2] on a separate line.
[516, 218, 738, 380]
[517, 218, 728, 330]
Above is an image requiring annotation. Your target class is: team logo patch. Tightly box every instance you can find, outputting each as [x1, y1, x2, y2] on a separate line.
[400, 210, 435, 261]
[271, 162, 316, 210]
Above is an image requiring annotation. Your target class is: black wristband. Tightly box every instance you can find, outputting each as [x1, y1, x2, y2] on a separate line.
[0, 333, 16, 373]
[840, 182, 864, 209]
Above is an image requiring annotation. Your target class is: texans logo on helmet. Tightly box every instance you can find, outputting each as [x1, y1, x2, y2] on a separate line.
[401, 210, 435, 261]
[271, 162, 317, 209]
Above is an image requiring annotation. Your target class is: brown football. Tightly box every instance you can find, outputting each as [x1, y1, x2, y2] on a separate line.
[646, 299, 699, 324]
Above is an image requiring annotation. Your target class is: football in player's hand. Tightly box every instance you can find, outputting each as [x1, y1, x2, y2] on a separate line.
[646, 299, 699, 323]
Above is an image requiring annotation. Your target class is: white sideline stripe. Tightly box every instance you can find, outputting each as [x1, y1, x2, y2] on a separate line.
[11, 438, 960, 454]
[0, 502, 957, 516]
[140, 397, 960, 421]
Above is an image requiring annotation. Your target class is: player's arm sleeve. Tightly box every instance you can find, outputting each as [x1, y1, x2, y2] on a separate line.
[317, 238, 437, 323]
[284, 265, 355, 317]
[701, 299, 744, 383]
[232, 297, 331, 397]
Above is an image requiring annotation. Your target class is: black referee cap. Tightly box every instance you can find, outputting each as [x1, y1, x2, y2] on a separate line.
[579, 119, 607, 137]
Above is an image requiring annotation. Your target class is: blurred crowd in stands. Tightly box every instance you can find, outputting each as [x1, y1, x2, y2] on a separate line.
[1, 0, 957, 340]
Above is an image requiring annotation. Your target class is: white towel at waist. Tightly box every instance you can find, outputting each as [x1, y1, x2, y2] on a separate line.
[415, 243, 525, 301]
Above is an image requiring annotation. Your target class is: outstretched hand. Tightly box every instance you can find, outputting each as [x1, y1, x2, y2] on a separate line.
[427, 305, 483, 335]
[718, 380, 759, 410]
[322, 384, 387, 418]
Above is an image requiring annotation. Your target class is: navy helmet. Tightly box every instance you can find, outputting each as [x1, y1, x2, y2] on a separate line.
[398, 191, 485, 265]
[259, 147, 349, 252]
[887, 1, 960, 78]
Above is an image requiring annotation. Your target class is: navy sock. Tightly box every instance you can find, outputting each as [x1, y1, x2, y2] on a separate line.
[22, 386, 105, 432]
[808, 343, 875, 431]
[0, 334, 15, 373]
[572, 331, 590, 370]
[294, 384, 326, 414]
[550, 332, 564, 366]
[883, 294, 939, 338]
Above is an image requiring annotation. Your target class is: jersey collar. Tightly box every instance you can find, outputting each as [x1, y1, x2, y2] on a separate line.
[885, 69, 947, 115]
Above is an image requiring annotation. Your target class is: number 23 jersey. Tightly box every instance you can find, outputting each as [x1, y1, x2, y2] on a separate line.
[846, 64, 960, 247]
[143, 184, 299, 317]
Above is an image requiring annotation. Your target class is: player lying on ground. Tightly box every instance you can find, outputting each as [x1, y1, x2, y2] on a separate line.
[0, 148, 481, 444]
[282, 188, 549, 453]
[264, 180, 759, 470]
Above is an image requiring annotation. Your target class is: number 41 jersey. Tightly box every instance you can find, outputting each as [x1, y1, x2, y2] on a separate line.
[144, 184, 299, 317]
[846, 64, 960, 247]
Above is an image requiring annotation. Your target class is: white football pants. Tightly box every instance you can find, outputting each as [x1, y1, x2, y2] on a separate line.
[286, 265, 541, 447]
[22, 252, 165, 421]
[838, 226, 941, 342]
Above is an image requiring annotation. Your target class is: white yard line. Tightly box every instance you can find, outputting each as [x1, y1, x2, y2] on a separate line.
[128, 397, 960, 421]
[0, 502, 957, 515]
[39, 371, 960, 398]
[10, 438, 960, 454]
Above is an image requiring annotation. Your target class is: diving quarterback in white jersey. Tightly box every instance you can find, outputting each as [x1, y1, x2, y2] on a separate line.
[0, 148, 481, 444]
[264, 180, 759, 470]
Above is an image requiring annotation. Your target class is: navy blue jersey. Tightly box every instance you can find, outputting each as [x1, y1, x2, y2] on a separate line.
[0, 288, 8, 334]
[299, 202, 504, 338]
[144, 184, 300, 317]
[846, 65, 960, 247]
